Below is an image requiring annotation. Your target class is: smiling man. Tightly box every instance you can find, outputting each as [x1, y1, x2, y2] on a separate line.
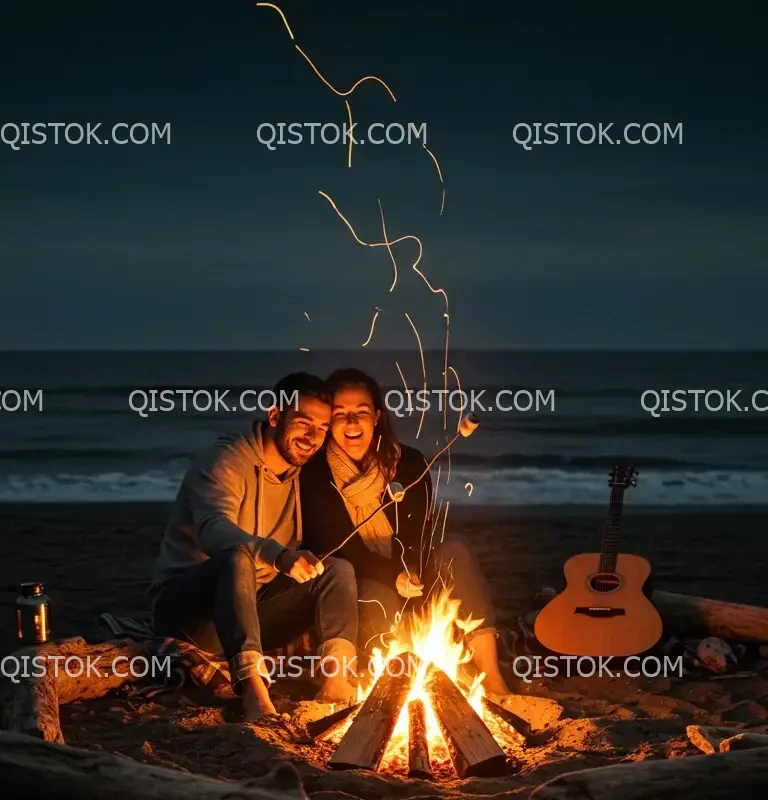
[149, 372, 359, 720]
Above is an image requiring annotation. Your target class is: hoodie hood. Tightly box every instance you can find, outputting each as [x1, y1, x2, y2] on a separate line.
[213, 421, 302, 547]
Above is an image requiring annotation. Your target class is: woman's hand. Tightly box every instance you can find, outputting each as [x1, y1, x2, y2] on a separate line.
[396, 569, 423, 598]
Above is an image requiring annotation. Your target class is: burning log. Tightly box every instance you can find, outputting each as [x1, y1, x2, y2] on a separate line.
[652, 590, 768, 643]
[529, 747, 768, 799]
[0, 731, 308, 800]
[306, 703, 361, 740]
[0, 637, 146, 744]
[329, 652, 418, 771]
[481, 695, 531, 744]
[424, 665, 507, 778]
[407, 699, 432, 779]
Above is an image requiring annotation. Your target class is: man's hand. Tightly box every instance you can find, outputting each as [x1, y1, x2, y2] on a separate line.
[396, 569, 423, 598]
[276, 549, 325, 583]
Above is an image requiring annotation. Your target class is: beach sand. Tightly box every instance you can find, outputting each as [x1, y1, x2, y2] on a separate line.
[2, 503, 768, 795]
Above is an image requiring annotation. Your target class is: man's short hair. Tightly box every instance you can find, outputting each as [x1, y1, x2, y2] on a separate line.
[272, 372, 330, 407]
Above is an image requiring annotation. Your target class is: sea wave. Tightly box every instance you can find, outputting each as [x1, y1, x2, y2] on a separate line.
[1, 467, 766, 506]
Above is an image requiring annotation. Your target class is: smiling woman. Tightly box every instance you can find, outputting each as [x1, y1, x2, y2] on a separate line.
[299, 368, 513, 701]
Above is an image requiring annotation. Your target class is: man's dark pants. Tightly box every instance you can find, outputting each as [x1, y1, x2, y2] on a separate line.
[152, 547, 358, 685]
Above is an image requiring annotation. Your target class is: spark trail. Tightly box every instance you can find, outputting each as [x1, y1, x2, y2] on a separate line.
[318, 190, 451, 415]
[256, 1, 445, 203]
[362, 306, 381, 347]
[405, 311, 428, 439]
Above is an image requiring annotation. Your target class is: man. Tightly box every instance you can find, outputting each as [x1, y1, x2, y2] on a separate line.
[149, 372, 359, 720]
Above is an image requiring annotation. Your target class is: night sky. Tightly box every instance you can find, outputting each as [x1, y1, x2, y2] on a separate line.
[2, 1, 766, 350]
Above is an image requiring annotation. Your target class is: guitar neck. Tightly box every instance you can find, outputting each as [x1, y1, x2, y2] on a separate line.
[599, 487, 625, 572]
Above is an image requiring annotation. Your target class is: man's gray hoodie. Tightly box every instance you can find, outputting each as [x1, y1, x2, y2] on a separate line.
[149, 421, 302, 598]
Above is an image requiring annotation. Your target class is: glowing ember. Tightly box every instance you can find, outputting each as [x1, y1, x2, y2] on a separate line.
[330, 586, 513, 771]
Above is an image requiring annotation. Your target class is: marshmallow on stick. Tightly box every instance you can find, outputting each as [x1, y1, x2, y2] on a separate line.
[459, 412, 479, 437]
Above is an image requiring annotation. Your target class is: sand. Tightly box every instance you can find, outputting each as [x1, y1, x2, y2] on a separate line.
[2, 503, 768, 796]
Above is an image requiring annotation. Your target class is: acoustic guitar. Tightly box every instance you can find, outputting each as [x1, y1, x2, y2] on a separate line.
[534, 462, 663, 657]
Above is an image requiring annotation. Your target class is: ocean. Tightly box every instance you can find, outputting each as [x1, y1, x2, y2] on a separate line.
[1, 350, 766, 508]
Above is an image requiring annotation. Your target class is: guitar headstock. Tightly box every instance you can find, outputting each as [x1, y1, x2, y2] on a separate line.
[609, 462, 638, 489]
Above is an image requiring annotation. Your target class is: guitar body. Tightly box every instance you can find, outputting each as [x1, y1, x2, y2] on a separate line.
[534, 462, 663, 658]
[534, 552, 663, 656]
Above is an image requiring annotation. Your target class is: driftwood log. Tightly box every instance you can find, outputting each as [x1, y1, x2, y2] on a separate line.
[0, 637, 146, 744]
[652, 590, 768, 642]
[530, 747, 768, 799]
[0, 731, 307, 800]
[328, 652, 418, 771]
[720, 732, 768, 751]
[407, 698, 432, 780]
[424, 665, 507, 778]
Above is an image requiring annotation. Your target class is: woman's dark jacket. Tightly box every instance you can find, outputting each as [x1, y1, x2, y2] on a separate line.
[299, 444, 433, 585]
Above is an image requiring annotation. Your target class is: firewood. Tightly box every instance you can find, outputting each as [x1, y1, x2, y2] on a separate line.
[0, 731, 307, 799]
[0, 638, 144, 744]
[306, 703, 361, 740]
[720, 732, 768, 751]
[407, 699, 432, 779]
[530, 746, 768, 799]
[329, 652, 419, 771]
[424, 665, 507, 778]
[481, 696, 530, 743]
[653, 590, 768, 642]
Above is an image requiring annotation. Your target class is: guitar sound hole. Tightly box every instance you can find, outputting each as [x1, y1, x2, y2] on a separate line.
[589, 573, 620, 592]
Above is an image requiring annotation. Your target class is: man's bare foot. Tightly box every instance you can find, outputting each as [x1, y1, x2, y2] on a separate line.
[316, 675, 357, 705]
[241, 675, 278, 721]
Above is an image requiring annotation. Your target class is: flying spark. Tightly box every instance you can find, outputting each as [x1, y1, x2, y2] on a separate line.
[440, 501, 450, 543]
[394, 361, 412, 417]
[304, 311, 311, 321]
[255, 2, 294, 39]
[378, 199, 398, 291]
[361, 307, 381, 347]
[422, 142, 446, 215]
[299, 347, 310, 352]
[404, 312, 427, 439]
[257, 2, 445, 206]
[318, 192, 450, 340]
[295, 44, 396, 100]
[344, 100, 354, 167]
[464, 482, 474, 497]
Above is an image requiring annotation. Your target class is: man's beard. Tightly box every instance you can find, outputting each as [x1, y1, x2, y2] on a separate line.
[275, 427, 315, 467]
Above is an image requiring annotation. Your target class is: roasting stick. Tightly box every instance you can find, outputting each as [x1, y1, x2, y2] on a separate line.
[319, 414, 479, 564]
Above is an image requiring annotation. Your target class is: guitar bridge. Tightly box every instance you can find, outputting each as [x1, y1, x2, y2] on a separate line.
[574, 607, 625, 618]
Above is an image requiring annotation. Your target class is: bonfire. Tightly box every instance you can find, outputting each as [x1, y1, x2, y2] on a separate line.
[314, 585, 526, 779]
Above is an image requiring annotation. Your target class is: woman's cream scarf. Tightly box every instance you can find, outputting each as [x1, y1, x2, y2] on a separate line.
[325, 439, 394, 558]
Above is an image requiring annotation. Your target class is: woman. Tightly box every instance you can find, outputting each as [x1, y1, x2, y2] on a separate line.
[300, 367, 513, 701]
